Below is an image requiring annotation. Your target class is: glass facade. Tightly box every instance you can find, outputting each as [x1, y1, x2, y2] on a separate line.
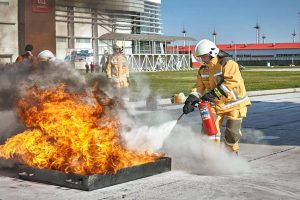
[55, 0, 162, 62]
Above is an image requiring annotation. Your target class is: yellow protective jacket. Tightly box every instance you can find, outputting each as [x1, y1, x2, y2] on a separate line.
[193, 56, 251, 114]
[106, 54, 130, 88]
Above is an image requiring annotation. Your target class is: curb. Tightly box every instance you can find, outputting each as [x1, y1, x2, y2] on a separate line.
[157, 88, 300, 105]
[247, 88, 300, 97]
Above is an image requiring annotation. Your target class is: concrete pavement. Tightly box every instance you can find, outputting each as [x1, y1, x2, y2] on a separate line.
[0, 144, 299, 200]
[1, 88, 300, 199]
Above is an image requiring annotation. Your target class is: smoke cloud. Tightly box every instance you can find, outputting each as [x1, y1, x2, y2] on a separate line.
[130, 73, 151, 101]
[0, 61, 86, 110]
[241, 128, 268, 144]
[0, 61, 88, 144]
[163, 124, 250, 175]
[121, 112, 250, 175]
[122, 120, 177, 152]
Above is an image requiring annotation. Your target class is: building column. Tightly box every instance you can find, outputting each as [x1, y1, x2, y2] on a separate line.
[67, 6, 74, 49]
[92, 8, 99, 64]
[18, 0, 56, 56]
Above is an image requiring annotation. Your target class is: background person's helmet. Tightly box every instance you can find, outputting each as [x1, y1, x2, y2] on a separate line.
[194, 39, 220, 58]
[113, 41, 123, 50]
[37, 50, 56, 62]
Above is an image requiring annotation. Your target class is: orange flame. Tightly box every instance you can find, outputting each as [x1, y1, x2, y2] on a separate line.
[0, 85, 161, 174]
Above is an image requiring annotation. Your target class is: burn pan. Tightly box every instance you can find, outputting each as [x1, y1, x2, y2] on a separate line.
[18, 157, 171, 191]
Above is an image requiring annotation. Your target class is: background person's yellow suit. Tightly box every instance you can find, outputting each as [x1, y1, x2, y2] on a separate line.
[106, 54, 130, 88]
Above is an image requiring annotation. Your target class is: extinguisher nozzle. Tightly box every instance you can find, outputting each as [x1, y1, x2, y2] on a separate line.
[177, 113, 185, 121]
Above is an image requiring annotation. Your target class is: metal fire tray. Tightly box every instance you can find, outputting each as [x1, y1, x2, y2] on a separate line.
[18, 157, 171, 191]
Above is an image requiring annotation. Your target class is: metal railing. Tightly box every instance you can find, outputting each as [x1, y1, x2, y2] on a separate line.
[99, 53, 192, 72]
[127, 53, 191, 72]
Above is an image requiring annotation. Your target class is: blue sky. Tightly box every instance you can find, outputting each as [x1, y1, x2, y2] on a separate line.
[161, 0, 300, 44]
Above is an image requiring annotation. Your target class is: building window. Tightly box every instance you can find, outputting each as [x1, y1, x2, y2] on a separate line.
[76, 38, 91, 43]
[0, 0, 9, 6]
[56, 37, 67, 43]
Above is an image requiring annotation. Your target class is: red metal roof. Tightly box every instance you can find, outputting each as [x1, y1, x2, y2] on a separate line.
[167, 42, 300, 52]
[218, 42, 300, 50]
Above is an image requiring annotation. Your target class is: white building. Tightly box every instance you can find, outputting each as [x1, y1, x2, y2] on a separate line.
[0, 0, 18, 63]
[55, 0, 163, 62]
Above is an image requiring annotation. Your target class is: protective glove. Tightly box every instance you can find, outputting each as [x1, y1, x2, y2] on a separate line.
[183, 94, 199, 114]
[200, 92, 215, 103]
[201, 86, 227, 103]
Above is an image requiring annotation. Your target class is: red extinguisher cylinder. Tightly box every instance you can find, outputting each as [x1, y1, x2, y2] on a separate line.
[198, 101, 218, 136]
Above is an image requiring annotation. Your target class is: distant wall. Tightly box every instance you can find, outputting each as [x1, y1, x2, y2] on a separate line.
[0, 0, 18, 63]
[18, 0, 56, 57]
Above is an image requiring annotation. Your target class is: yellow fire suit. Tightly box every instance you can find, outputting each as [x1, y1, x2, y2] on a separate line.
[106, 54, 130, 88]
[192, 56, 251, 152]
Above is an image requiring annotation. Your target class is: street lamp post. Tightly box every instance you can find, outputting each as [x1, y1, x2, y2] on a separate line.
[231, 41, 237, 60]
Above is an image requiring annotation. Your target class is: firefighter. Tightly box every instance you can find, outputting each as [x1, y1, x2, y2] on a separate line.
[183, 39, 251, 154]
[15, 44, 34, 63]
[106, 41, 130, 90]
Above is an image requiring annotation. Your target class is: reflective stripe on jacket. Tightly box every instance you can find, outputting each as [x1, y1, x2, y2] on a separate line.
[192, 56, 251, 114]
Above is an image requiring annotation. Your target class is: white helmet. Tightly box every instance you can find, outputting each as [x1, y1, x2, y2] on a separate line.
[37, 50, 56, 62]
[194, 39, 219, 58]
[113, 41, 123, 50]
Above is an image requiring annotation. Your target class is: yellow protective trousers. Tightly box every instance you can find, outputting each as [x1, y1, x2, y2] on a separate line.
[203, 106, 247, 152]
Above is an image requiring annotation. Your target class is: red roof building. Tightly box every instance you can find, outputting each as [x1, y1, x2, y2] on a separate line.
[167, 42, 300, 66]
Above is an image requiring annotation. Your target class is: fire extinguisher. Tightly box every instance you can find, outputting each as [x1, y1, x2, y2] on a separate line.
[198, 101, 218, 136]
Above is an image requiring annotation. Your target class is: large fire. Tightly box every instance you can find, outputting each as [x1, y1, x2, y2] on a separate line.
[0, 85, 161, 175]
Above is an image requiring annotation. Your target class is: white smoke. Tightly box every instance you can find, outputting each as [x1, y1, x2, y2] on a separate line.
[129, 73, 152, 101]
[163, 124, 250, 175]
[122, 120, 177, 152]
[241, 128, 268, 144]
[121, 112, 250, 175]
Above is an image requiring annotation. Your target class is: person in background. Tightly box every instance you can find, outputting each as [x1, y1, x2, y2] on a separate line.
[183, 39, 251, 155]
[101, 50, 109, 73]
[95, 62, 100, 73]
[15, 44, 34, 63]
[85, 62, 89, 73]
[90, 62, 95, 73]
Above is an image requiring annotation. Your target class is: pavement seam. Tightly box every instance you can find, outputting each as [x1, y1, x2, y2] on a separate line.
[248, 147, 297, 162]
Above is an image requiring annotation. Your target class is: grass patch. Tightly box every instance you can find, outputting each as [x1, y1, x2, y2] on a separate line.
[130, 70, 300, 97]
[242, 71, 300, 91]
[83, 69, 300, 98]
